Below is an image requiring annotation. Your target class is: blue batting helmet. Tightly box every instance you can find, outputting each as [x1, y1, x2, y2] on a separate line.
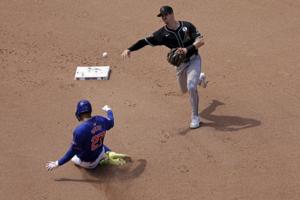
[75, 100, 92, 121]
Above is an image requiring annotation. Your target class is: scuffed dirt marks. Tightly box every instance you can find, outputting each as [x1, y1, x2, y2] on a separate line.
[56, 159, 147, 200]
[86, 159, 146, 200]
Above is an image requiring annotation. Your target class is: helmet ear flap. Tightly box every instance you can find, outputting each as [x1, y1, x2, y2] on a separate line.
[75, 112, 81, 121]
[75, 100, 92, 121]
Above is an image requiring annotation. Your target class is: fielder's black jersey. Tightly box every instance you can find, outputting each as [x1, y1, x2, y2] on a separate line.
[146, 21, 202, 49]
[128, 21, 202, 58]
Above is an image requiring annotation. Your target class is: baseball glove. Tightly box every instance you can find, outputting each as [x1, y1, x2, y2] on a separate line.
[167, 48, 186, 67]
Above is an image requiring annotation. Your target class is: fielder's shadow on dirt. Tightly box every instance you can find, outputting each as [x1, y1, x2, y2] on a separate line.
[200, 99, 261, 132]
[178, 100, 261, 135]
[55, 159, 147, 183]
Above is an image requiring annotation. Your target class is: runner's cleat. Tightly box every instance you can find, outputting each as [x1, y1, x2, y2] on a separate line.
[99, 151, 129, 166]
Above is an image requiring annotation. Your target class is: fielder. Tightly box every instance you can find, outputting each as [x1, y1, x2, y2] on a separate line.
[121, 5, 207, 129]
[46, 100, 128, 171]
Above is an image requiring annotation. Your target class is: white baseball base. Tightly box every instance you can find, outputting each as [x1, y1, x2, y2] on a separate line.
[74, 66, 111, 80]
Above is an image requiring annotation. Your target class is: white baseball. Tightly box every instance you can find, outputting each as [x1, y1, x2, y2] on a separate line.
[102, 52, 108, 58]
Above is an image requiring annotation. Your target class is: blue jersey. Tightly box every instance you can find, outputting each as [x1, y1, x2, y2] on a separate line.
[58, 110, 114, 166]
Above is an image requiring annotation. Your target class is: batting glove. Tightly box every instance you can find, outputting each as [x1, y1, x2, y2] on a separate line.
[102, 105, 112, 112]
[46, 161, 59, 171]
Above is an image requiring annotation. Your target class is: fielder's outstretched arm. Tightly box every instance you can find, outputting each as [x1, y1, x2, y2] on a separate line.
[122, 35, 161, 58]
[128, 35, 161, 51]
[128, 39, 149, 51]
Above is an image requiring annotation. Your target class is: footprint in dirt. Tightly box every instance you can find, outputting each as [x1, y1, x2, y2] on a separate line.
[59, 83, 75, 91]
[164, 91, 180, 96]
[176, 127, 192, 135]
[124, 100, 136, 108]
[177, 165, 189, 173]
[159, 127, 192, 143]
[55, 159, 147, 200]
[160, 130, 171, 143]
[0, 48, 16, 55]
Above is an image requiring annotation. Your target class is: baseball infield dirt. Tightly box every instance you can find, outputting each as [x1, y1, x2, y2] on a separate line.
[0, 0, 300, 200]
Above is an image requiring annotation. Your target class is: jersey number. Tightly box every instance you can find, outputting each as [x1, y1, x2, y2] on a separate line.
[91, 132, 106, 151]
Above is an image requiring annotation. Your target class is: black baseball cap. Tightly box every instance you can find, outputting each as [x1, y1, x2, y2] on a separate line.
[157, 6, 173, 17]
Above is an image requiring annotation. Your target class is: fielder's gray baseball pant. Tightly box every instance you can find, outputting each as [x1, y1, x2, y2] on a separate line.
[176, 55, 201, 117]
